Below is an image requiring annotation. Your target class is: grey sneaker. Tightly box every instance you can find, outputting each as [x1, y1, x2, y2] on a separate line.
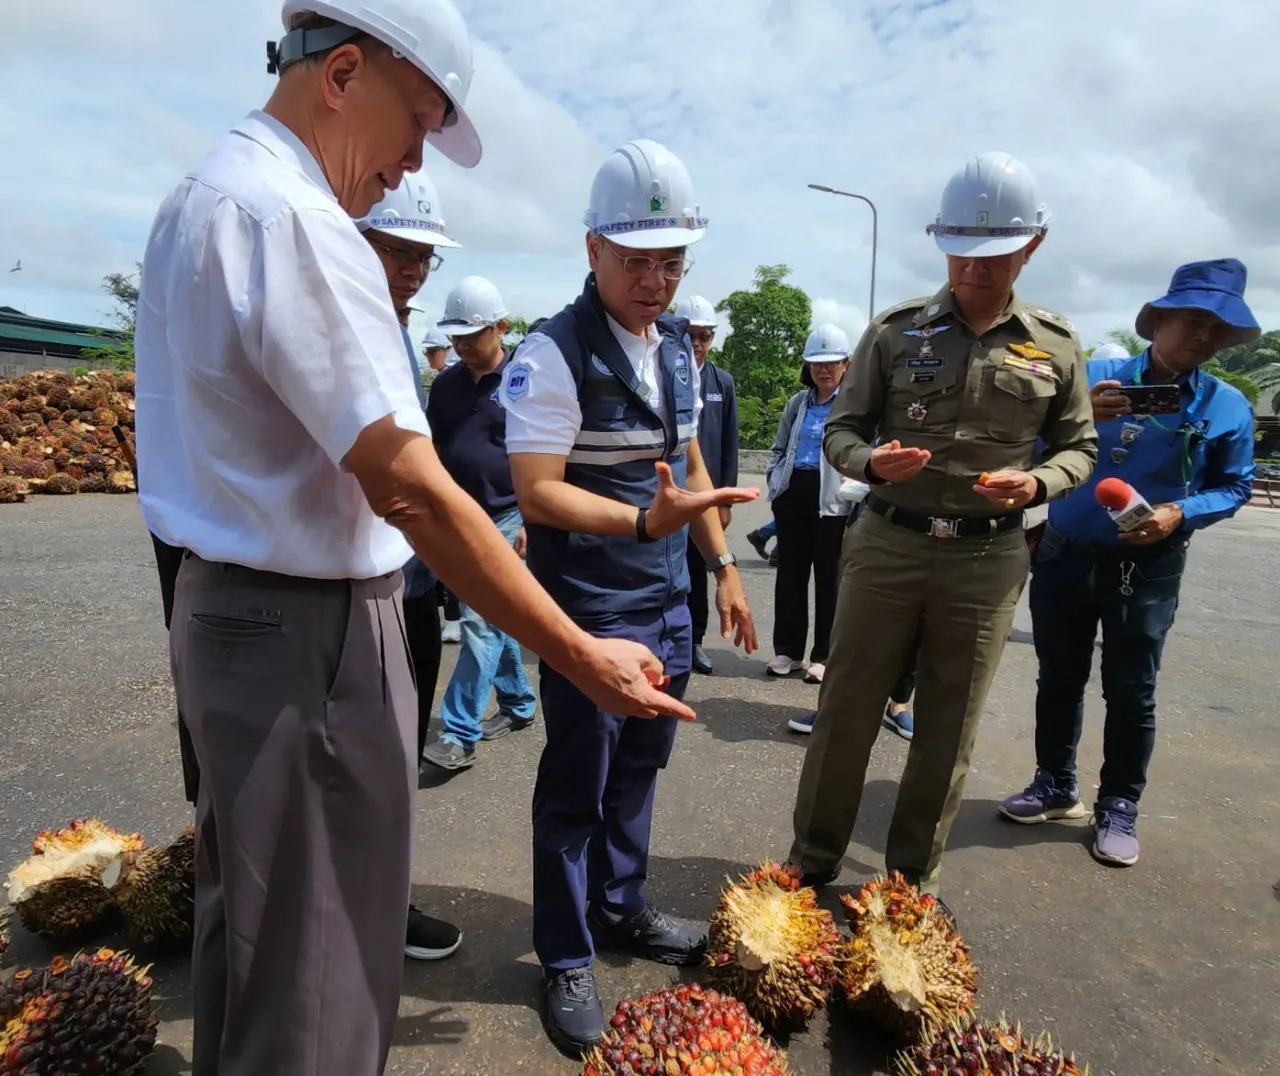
[422, 737, 476, 771]
[998, 769, 1087, 824]
[1091, 797, 1140, 866]
[480, 710, 533, 741]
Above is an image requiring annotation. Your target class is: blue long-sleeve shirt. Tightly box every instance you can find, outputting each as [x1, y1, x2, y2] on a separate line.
[1048, 350, 1255, 547]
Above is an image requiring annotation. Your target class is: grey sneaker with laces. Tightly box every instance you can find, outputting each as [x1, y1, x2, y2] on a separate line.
[1091, 797, 1140, 866]
[998, 769, 1087, 824]
[541, 965, 603, 1056]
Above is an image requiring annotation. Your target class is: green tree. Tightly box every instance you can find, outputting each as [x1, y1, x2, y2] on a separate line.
[1106, 328, 1144, 355]
[80, 265, 140, 371]
[715, 265, 812, 448]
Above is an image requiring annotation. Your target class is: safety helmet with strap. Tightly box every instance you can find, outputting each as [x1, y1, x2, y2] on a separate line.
[355, 170, 461, 248]
[673, 295, 718, 328]
[926, 151, 1049, 258]
[437, 276, 507, 336]
[272, 0, 481, 168]
[803, 324, 851, 362]
[584, 140, 708, 250]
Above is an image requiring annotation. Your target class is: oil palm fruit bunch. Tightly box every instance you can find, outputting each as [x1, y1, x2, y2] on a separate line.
[582, 982, 791, 1076]
[0, 909, 10, 963]
[706, 861, 841, 1031]
[838, 872, 977, 1042]
[895, 1017, 1089, 1076]
[4, 819, 147, 941]
[0, 947, 158, 1074]
[102, 826, 195, 947]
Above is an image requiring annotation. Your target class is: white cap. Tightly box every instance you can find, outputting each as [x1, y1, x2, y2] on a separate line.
[803, 324, 851, 362]
[584, 140, 708, 250]
[422, 328, 452, 350]
[276, 0, 481, 168]
[437, 275, 507, 336]
[673, 295, 718, 328]
[925, 151, 1050, 258]
[355, 170, 461, 248]
[1091, 342, 1131, 360]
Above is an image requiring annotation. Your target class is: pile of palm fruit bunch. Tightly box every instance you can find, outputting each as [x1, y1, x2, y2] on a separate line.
[581, 983, 792, 1076]
[0, 368, 138, 502]
[3, 819, 194, 950]
[894, 1017, 1091, 1076]
[0, 909, 9, 965]
[705, 861, 841, 1031]
[0, 947, 159, 1074]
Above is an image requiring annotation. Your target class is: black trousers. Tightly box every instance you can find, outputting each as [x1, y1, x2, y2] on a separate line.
[772, 469, 846, 664]
[686, 539, 709, 644]
[436, 580, 461, 621]
[403, 590, 443, 763]
[151, 532, 201, 805]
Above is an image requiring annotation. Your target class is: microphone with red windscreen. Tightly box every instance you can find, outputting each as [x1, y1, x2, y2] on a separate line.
[1095, 477, 1156, 532]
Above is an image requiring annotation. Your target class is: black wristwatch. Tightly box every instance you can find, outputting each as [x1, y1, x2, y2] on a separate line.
[635, 507, 657, 543]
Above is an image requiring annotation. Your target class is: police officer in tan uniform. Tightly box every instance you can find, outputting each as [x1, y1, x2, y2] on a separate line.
[787, 151, 1098, 903]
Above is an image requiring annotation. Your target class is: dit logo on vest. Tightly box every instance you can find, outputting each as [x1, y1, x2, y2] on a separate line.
[506, 362, 531, 401]
[675, 351, 690, 386]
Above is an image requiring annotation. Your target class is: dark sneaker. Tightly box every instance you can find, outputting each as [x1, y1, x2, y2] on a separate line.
[998, 769, 1087, 824]
[480, 710, 534, 741]
[1091, 797, 1140, 866]
[405, 906, 462, 960]
[785, 860, 841, 888]
[882, 703, 914, 741]
[787, 711, 817, 734]
[541, 965, 604, 1057]
[692, 645, 713, 675]
[587, 903, 707, 967]
[746, 529, 770, 560]
[422, 737, 476, 771]
[767, 548, 778, 568]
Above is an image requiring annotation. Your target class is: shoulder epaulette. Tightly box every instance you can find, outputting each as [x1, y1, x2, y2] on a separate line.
[1028, 306, 1078, 337]
[876, 296, 931, 326]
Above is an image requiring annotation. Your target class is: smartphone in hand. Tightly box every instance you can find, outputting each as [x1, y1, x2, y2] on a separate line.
[1102, 384, 1181, 415]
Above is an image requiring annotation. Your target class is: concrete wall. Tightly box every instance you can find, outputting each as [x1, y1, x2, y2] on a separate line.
[0, 351, 114, 379]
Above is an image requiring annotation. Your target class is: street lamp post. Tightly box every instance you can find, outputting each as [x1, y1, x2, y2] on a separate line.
[808, 184, 877, 320]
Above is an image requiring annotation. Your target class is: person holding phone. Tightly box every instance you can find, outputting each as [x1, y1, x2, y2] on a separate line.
[999, 259, 1259, 867]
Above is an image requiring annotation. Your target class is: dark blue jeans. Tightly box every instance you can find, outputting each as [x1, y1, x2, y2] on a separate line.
[1029, 526, 1187, 804]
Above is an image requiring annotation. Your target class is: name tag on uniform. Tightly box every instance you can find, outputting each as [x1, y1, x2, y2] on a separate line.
[706, 392, 724, 402]
[907, 357, 942, 368]
[910, 371, 936, 383]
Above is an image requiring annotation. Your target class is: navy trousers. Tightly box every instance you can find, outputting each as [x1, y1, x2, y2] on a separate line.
[531, 603, 692, 970]
[1029, 526, 1187, 805]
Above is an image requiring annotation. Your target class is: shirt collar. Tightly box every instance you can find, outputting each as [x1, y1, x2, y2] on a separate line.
[913, 285, 1037, 336]
[605, 311, 660, 365]
[231, 110, 337, 202]
[1136, 347, 1201, 395]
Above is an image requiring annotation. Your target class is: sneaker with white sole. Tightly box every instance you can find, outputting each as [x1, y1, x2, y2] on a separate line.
[787, 711, 817, 734]
[767, 655, 805, 677]
[803, 662, 825, 684]
[1090, 797, 1140, 866]
[441, 619, 461, 644]
[405, 906, 462, 960]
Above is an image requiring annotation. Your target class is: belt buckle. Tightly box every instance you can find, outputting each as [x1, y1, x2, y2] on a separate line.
[928, 516, 961, 539]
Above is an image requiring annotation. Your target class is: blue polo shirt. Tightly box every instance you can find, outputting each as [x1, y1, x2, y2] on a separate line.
[425, 351, 518, 518]
[1048, 350, 1255, 547]
[794, 389, 837, 470]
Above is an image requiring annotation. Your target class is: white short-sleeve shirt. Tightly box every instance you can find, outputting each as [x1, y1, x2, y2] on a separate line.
[134, 111, 429, 580]
[501, 312, 702, 455]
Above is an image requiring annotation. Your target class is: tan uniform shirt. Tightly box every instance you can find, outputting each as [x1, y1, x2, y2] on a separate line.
[824, 286, 1098, 516]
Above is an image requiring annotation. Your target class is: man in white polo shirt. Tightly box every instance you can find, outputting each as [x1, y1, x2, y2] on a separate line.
[133, 4, 692, 1074]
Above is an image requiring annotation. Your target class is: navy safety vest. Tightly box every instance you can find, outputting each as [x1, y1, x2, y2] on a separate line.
[520, 275, 698, 622]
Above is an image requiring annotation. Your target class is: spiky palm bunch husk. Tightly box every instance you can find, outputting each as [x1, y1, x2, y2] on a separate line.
[838, 872, 978, 1042]
[103, 827, 195, 948]
[107, 471, 137, 494]
[706, 861, 841, 1031]
[0, 908, 10, 963]
[582, 983, 791, 1076]
[40, 473, 79, 495]
[895, 1016, 1089, 1076]
[0, 478, 27, 504]
[5, 820, 147, 941]
[0, 947, 158, 1074]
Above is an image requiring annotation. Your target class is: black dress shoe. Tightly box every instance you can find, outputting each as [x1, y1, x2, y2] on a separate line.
[587, 903, 707, 967]
[692, 645, 713, 675]
[542, 965, 604, 1057]
[790, 861, 841, 888]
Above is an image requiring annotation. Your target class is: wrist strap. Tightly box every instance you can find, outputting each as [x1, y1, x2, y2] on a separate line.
[636, 507, 656, 543]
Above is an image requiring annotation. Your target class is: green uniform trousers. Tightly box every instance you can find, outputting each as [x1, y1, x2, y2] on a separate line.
[789, 508, 1029, 892]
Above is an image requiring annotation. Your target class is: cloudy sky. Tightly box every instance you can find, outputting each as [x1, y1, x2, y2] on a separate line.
[2, 0, 1277, 355]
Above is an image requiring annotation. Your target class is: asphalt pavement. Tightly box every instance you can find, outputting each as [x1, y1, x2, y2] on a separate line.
[1, 483, 1277, 1075]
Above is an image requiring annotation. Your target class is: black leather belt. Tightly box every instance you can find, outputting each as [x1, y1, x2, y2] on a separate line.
[866, 495, 1023, 539]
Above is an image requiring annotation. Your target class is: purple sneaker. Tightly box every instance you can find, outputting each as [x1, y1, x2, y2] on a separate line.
[998, 769, 1087, 824]
[1091, 797, 1140, 866]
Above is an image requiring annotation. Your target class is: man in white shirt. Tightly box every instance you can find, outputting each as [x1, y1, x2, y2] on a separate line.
[134, 6, 693, 1075]
[499, 139, 759, 1055]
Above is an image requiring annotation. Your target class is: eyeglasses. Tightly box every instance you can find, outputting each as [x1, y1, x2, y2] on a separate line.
[604, 241, 692, 281]
[367, 238, 443, 273]
[689, 329, 716, 343]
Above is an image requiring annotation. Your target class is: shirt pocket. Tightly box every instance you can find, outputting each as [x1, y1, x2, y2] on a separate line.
[986, 366, 1057, 442]
[887, 365, 960, 424]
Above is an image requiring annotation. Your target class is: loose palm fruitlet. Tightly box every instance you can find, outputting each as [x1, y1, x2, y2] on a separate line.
[582, 982, 791, 1076]
[4, 819, 147, 941]
[102, 826, 196, 947]
[706, 861, 841, 1030]
[0, 947, 159, 1074]
[838, 872, 977, 1042]
[895, 1017, 1090, 1076]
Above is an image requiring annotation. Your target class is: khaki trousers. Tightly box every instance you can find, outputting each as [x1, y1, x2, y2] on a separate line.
[789, 509, 1029, 892]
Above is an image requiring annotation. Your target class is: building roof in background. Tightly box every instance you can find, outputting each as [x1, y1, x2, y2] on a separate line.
[0, 306, 127, 356]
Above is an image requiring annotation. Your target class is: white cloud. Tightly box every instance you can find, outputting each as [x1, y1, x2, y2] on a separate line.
[810, 298, 869, 347]
[2, 0, 1277, 358]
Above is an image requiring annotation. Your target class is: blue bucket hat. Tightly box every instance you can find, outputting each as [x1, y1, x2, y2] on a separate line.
[1135, 258, 1261, 348]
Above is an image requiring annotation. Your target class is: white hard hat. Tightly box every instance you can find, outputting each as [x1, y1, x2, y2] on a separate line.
[437, 275, 507, 336]
[422, 328, 451, 350]
[1091, 342, 1131, 360]
[673, 295, 717, 328]
[275, 0, 481, 168]
[926, 151, 1050, 258]
[803, 324, 851, 362]
[355, 170, 461, 248]
[584, 140, 708, 250]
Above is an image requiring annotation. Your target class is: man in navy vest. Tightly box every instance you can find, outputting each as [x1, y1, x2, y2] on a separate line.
[673, 294, 740, 674]
[500, 139, 760, 1056]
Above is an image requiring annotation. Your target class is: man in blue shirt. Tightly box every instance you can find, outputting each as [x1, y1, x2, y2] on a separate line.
[999, 259, 1259, 867]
